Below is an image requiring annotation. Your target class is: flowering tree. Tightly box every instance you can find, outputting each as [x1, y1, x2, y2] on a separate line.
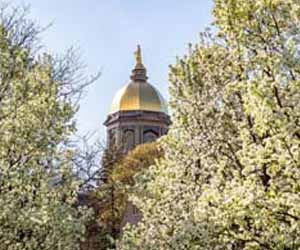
[0, 4, 97, 250]
[120, 0, 300, 249]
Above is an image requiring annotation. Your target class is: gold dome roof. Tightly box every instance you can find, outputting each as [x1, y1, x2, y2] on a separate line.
[109, 46, 168, 114]
[110, 80, 168, 114]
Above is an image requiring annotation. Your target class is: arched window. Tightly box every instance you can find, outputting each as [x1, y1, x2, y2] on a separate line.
[123, 129, 135, 151]
[143, 130, 158, 143]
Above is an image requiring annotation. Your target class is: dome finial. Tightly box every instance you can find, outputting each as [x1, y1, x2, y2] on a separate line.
[131, 44, 148, 82]
[135, 45, 142, 66]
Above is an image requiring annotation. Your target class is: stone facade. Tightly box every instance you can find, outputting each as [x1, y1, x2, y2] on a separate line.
[104, 110, 170, 153]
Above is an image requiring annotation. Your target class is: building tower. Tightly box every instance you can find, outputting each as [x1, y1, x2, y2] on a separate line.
[104, 46, 171, 152]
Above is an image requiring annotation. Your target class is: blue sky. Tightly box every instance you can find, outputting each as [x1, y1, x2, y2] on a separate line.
[15, 0, 213, 141]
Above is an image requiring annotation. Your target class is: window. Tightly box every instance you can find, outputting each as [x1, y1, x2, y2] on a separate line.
[143, 130, 158, 143]
[132, 205, 139, 216]
[123, 130, 135, 151]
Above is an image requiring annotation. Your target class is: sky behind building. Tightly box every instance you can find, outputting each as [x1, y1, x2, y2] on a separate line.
[15, 0, 213, 141]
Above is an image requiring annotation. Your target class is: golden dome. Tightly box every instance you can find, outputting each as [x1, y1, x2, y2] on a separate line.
[109, 46, 168, 114]
[110, 80, 168, 114]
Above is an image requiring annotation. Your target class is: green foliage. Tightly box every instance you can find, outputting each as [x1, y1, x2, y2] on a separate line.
[120, 1, 300, 249]
[0, 5, 92, 250]
[112, 142, 163, 186]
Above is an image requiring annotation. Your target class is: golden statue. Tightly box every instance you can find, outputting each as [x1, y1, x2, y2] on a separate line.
[135, 45, 142, 66]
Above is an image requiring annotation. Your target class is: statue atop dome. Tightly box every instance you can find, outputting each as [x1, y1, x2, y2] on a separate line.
[131, 44, 147, 81]
[135, 45, 143, 67]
